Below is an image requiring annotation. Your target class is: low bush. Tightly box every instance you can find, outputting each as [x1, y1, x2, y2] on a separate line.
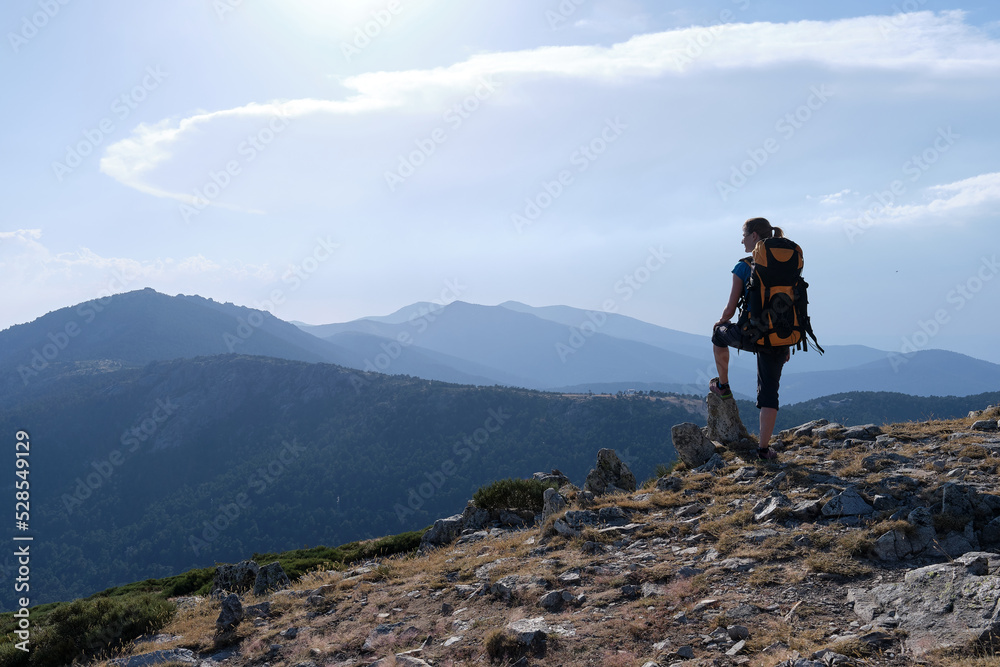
[27, 593, 174, 667]
[473, 478, 557, 512]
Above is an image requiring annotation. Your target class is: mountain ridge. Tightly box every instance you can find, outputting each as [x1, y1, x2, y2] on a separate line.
[3, 289, 997, 402]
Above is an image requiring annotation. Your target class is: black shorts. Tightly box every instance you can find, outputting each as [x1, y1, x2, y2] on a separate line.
[712, 322, 787, 410]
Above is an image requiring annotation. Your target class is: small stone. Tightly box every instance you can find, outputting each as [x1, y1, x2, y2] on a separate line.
[641, 582, 666, 598]
[691, 598, 719, 613]
[557, 569, 582, 585]
[539, 591, 565, 611]
[621, 585, 642, 600]
[674, 645, 695, 659]
[656, 476, 683, 492]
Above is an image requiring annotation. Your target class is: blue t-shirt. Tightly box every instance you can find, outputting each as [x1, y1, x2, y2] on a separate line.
[733, 260, 751, 291]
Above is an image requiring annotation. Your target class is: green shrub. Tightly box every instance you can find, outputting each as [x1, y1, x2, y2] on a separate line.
[28, 593, 174, 667]
[0, 641, 30, 667]
[472, 478, 557, 512]
[251, 530, 423, 581]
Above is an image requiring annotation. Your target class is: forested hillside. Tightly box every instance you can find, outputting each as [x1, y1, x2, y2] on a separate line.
[2, 355, 694, 607]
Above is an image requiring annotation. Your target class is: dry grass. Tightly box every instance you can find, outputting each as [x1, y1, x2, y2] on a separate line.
[959, 444, 990, 459]
[804, 550, 872, 577]
[919, 635, 1000, 667]
[709, 477, 758, 498]
[701, 508, 754, 535]
[750, 564, 805, 588]
[889, 417, 968, 440]
[670, 574, 709, 604]
[868, 519, 913, 537]
[835, 531, 874, 557]
[738, 533, 797, 561]
[743, 615, 823, 655]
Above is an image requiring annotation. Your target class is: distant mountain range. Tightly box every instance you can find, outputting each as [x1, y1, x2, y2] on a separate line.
[3, 288, 999, 403]
[296, 299, 999, 402]
[2, 288, 999, 609]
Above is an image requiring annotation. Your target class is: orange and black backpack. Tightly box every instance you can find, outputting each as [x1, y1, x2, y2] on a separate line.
[738, 237, 823, 354]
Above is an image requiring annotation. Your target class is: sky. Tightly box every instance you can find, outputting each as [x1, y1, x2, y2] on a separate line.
[2, 0, 1000, 363]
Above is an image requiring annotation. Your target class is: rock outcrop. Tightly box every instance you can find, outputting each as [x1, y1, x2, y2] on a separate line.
[216, 593, 244, 635]
[583, 448, 636, 495]
[705, 384, 754, 446]
[849, 552, 1000, 656]
[211, 559, 290, 600]
[212, 560, 259, 596]
[253, 561, 291, 596]
[670, 422, 717, 468]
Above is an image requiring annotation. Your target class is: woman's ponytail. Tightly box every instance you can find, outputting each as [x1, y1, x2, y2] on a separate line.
[744, 217, 782, 239]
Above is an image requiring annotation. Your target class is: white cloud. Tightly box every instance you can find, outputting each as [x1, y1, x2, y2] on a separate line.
[0, 229, 43, 241]
[0, 230, 275, 287]
[884, 171, 1000, 219]
[813, 171, 1000, 239]
[100, 11, 1000, 205]
[818, 189, 853, 205]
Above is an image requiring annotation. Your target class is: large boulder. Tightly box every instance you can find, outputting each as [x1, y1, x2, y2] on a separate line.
[551, 510, 600, 537]
[778, 419, 829, 440]
[821, 487, 874, 518]
[212, 560, 259, 596]
[583, 449, 636, 495]
[705, 385, 753, 446]
[849, 552, 1000, 656]
[216, 593, 243, 634]
[542, 487, 567, 522]
[532, 469, 571, 487]
[670, 423, 716, 468]
[420, 513, 465, 548]
[253, 561, 291, 596]
[873, 506, 938, 562]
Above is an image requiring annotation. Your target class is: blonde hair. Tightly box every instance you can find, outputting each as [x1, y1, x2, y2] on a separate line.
[744, 217, 784, 239]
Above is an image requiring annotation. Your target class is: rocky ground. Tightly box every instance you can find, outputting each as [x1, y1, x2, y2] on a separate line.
[100, 403, 1000, 667]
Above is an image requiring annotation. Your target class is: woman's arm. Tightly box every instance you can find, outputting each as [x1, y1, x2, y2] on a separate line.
[715, 274, 744, 326]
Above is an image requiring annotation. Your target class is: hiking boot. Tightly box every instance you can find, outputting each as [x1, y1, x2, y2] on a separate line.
[709, 378, 733, 400]
[757, 447, 778, 461]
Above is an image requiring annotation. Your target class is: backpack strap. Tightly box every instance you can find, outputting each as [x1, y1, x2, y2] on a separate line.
[736, 256, 753, 314]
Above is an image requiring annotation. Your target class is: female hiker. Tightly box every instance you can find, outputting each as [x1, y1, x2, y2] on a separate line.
[709, 217, 791, 461]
